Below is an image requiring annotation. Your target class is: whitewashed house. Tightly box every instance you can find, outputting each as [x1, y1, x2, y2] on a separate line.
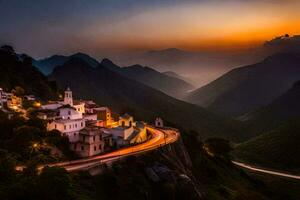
[47, 118, 85, 142]
[70, 126, 105, 157]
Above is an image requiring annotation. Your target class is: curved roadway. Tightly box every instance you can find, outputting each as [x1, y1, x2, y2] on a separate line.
[24, 126, 180, 172]
[232, 161, 300, 180]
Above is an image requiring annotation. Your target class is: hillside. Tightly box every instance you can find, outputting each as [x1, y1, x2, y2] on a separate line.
[240, 80, 300, 136]
[0, 45, 58, 100]
[35, 54, 194, 99]
[101, 59, 194, 99]
[50, 58, 243, 141]
[186, 52, 300, 117]
[233, 120, 300, 173]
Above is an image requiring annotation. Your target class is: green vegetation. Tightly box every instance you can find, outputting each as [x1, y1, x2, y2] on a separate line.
[0, 111, 75, 164]
[233, 120, 300, 173]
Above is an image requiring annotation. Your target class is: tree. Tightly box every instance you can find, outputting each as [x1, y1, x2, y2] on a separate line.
[12, 86, 25, 97]
[204, 138, 232, 157]
[36, 166, 74, 200]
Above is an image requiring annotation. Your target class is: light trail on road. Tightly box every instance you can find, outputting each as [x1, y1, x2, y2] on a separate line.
[16, 126, 180, 172]
[232, 161, 300, 180]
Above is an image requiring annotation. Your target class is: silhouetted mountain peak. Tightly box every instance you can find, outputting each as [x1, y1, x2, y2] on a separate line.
[52, 57, 93, 74]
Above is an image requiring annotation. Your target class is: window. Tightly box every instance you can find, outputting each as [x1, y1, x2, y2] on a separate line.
[69, 125, 71, 129]
[75, 124, 77, 128]
[93, 136, 95, 142]
[129, 121, 132, 127]
[54, 124, 57, 129]
[94, 146, 96, 151]
[122, 121, 125, 126]
[74, 144, 77, 150]
[83, 136, 86, 142]
[81, 146, 84, 151]
[64, 125, 66, 130]
[81, 122, 83, 127]
[99, 144, 101, 150]
[68, 111, 71, 115]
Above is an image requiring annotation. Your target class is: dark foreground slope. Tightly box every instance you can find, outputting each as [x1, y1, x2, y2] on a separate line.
[240, 80, 300, 135]
[234, 120, 300, 173]
[50, 58, 243, 141]
[186, 53, 300, 117]
[0, 46, 58, 100]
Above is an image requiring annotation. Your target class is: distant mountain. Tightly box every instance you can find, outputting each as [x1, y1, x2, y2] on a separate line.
[234, 120, 300, 173]
[33, 52, 99, 75]
[0, 45, 58, 100]
[50, 58, 243, 141]
[113, 48, 266, 87]
[33, 55, 68, 75]
[240, 80, 300, 136]
[100, 59, 194, 99]
[185, 52, 300, 117]
[163, 71, 195, 86]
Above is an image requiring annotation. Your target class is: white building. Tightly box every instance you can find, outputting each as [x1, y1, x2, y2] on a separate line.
[47, 118, 85, 142]
[41, 87, 85, 115]
[155, 117, 164, 127]
[63, 87, 73, 106]
[109, 126, 134, 141]
[58, 106, 82, 120]
[70, 126, 105, 157]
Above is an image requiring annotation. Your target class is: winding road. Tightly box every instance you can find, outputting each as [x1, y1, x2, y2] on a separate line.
[232, 161, 300, 180]
[16, 126, 180, 172]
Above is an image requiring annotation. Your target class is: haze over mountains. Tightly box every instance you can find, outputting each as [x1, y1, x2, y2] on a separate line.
[34, 53, 194, 99]
[186, 52, 300, 117]
[112, 34, 300, 87]
[49, 57, 242, 140]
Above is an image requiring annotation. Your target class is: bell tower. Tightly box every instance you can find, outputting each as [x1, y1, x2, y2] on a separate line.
[64, 87, 73, 106]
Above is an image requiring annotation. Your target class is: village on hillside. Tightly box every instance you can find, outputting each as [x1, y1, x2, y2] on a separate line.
[0, 87, 164, 158]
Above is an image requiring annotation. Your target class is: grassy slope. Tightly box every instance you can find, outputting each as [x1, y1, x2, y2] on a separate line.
[233, 120, 300, 173]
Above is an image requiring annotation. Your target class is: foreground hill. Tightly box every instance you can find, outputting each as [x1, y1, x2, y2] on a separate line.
[240, 80, 300, 136]
[186, 52, 300, 117]
[101, 59, 194, 99]
[0, 46, 58, 100]
[234, 120, 300, 173]
[50, 58, 243, 140]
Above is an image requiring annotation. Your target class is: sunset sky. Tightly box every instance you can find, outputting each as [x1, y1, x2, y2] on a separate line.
[1, 0, 300, 58]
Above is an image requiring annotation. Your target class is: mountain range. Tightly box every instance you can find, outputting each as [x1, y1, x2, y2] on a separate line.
[186, 52, 300, 117]
[49, 57, 243, 141]
[34, 53, 194, 99]
[239, 80, 300, 136]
